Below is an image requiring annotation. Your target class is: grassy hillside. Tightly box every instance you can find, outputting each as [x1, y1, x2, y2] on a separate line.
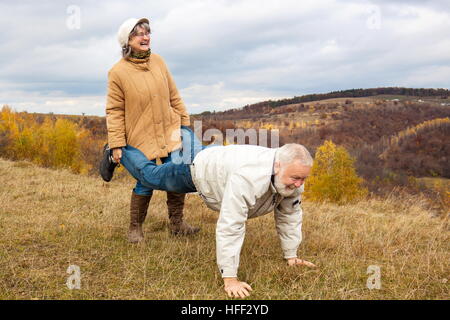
[0, 158, 448, 299]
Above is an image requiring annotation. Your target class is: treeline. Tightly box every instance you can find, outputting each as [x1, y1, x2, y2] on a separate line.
[0, 106, 105, 174]
[32, 112, 108, 137]
[196, 87, 450, 119]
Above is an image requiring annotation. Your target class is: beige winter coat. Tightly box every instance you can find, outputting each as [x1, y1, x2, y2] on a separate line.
[105, 53, 190, 160]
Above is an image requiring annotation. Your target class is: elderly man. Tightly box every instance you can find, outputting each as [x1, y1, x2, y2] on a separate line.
[108, 127, 316, 298]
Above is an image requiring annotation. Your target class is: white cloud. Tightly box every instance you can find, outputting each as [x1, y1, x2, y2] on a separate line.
[0, 88, 105, 115]
[0, 0, 449, 115]
[181, 82, 288, 112]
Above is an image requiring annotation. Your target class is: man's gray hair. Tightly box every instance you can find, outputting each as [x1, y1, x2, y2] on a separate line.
[275, 143, 313, 166]
[122, 22, 151, 58]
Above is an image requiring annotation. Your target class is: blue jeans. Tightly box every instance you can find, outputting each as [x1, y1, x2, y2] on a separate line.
[120, 126, 208, 195]
[132, 153, 177, 196]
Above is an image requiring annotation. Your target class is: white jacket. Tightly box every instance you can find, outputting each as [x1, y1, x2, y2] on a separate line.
[190, 145, 303, 278]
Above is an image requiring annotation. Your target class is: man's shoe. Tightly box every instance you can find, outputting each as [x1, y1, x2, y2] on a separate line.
[99, 144, 118, 182]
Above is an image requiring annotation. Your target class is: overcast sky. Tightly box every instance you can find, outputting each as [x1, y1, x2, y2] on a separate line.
[0, 0, 449, 115]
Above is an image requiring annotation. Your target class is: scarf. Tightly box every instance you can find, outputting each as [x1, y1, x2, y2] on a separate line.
[130, 49, 151, 60]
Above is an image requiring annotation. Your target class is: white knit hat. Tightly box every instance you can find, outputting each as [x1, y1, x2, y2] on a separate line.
[117, 17, 149, 48]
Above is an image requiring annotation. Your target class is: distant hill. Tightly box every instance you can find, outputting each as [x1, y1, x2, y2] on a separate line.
[191, 93, 450, 194]
[271, 100, 450, 180]
[195, 87, 450, 119]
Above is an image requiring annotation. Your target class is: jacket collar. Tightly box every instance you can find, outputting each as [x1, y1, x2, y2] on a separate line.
[127, 56, 150, 64]
[124, 56, 151, 71]
[269, 180, 277, 194]
[269, 174, 278, 194]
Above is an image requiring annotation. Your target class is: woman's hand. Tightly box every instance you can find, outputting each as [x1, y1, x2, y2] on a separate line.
[112, 148, 123, 164]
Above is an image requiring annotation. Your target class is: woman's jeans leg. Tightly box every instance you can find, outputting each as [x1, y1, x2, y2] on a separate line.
[120, 145, 197, 194]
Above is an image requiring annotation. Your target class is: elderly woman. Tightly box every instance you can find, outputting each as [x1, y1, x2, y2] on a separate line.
[100, 17, 199, 242]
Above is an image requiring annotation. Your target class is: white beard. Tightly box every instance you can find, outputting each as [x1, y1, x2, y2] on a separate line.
[273, 175, 296, 197]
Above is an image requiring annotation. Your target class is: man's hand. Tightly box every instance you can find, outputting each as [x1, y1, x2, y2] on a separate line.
[112, 148, 122, 164]
[287, 257, 317, 268]
[223, 277, 253, 298]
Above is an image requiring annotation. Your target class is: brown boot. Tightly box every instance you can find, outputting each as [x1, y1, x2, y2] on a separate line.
[167, 191, 200, 235]
[128, 191, 151, 243]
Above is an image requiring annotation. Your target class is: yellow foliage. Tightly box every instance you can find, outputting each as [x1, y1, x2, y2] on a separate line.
[0, 106, 91, 174]
[304, 140, 368, 204]
[391, 117, 449, 148]
[260, 123, 275, 130]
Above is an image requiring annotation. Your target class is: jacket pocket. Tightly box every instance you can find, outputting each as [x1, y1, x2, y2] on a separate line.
[168, 106, 181, 124]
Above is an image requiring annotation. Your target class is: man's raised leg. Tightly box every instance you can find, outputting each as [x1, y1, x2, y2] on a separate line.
[120, 145, 195, 194]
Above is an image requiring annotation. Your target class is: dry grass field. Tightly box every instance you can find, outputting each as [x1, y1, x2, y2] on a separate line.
[0, 158, 448, 300]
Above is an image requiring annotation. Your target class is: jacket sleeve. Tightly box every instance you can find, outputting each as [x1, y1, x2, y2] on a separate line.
[216, 173, 257, 278]
[274, 187, 304, 259]
[105, 70, 127, 148]
[160, 58, 190, 126]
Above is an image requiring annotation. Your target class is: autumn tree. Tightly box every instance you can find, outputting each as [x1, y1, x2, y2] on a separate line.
[304, 140, 368, 204]
[0, 107, 91, 174]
